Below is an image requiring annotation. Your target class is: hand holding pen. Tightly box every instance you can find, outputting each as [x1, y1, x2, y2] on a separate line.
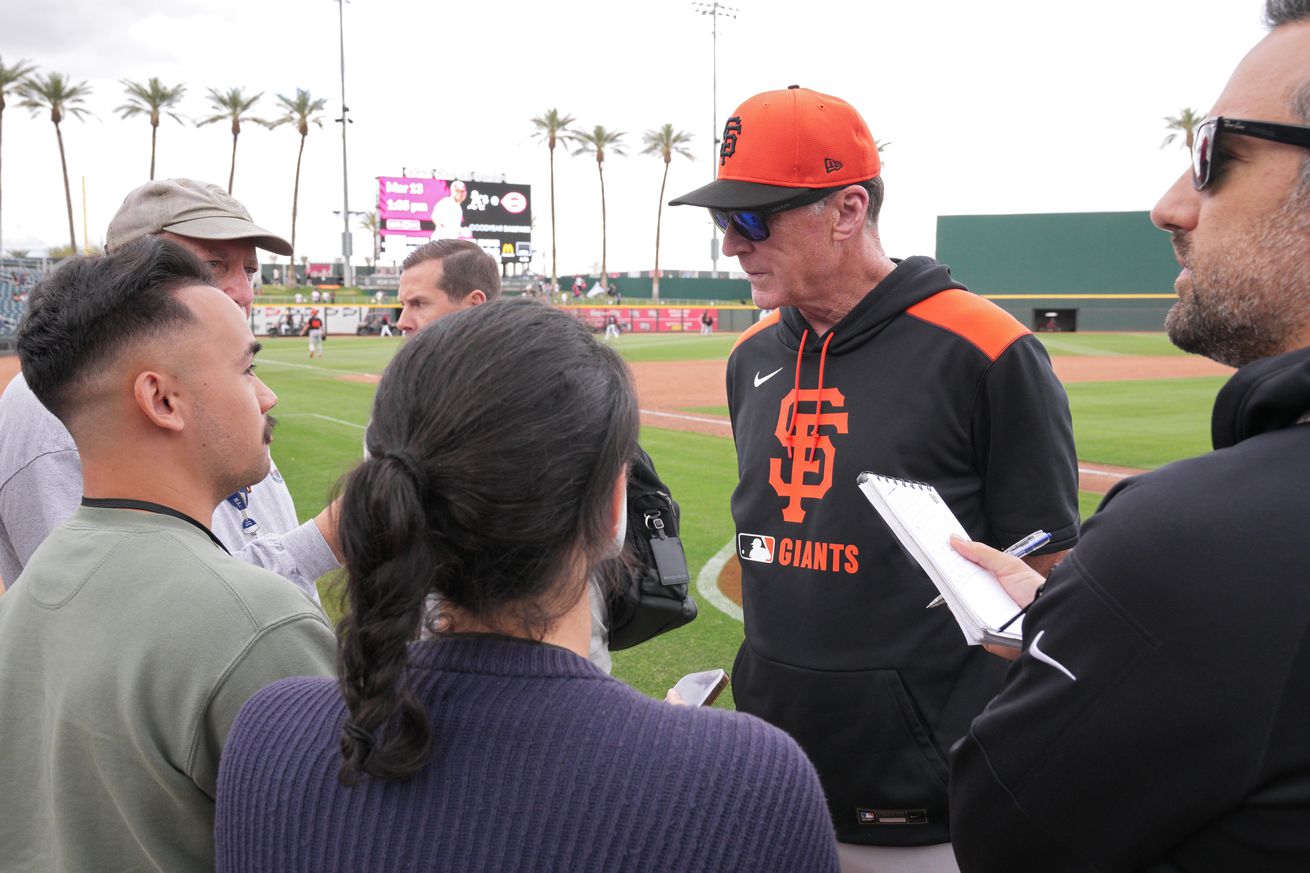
[925, 530, 1050, 610]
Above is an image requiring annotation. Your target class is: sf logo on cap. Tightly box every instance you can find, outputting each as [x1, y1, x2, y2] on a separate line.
[720, 117, 742, 165]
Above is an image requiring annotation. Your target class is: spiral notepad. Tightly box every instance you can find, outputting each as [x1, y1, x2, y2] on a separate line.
[856, 472, 1022, 648]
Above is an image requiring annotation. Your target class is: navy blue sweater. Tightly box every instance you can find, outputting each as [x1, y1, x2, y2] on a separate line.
[216, 635, 838, 872]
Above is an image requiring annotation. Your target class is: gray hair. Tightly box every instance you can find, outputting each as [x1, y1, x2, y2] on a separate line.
[1264, 0, 1310, 26]
[808, 178, 885, 228]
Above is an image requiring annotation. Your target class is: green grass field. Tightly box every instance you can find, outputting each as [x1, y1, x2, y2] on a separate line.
[254, 331, 1223, 702]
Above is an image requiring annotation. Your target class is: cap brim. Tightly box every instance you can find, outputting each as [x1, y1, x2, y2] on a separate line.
[668, 178, 816, 210]
[162, 216, 294, 256]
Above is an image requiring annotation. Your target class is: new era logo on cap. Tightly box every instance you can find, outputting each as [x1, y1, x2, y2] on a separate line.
[824, 158, 843, 173]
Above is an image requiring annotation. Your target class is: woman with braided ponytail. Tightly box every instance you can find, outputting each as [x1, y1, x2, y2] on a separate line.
[215, 298, 838, 872]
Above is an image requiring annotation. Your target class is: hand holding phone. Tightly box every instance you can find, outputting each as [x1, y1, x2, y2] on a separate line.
[669, 668, 729, 707]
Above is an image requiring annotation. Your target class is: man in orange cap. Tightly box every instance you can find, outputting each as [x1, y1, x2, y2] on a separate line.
[671, 87, 1079, 872]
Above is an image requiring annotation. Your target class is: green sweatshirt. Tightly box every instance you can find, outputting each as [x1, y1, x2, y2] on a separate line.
[0, 506, 337, 873]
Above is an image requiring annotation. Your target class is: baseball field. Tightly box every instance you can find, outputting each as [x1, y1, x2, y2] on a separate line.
[0, 328, 1233, 707]
[185, 328, 1223, 708]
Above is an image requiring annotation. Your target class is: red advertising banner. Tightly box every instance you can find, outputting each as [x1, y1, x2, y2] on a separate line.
[568, 307, 719, 334]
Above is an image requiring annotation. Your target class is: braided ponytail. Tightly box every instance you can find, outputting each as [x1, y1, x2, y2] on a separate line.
[336, 451, 439, 781]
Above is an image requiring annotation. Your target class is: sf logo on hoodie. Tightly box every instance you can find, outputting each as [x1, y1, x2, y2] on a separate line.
[769, 387, 848, 522]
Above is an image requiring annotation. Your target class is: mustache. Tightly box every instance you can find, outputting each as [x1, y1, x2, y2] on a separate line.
[263, 414, 277, 445]
[1172, 232, 1192, 267]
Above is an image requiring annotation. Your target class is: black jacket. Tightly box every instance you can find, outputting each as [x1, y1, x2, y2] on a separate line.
[951, 345, 1310, 872]
[727, 256, 1079, 845]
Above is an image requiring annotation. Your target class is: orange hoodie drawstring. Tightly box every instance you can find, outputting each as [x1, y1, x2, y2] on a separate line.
[786, 329, 809, 458]
[808, 332, 835, 462]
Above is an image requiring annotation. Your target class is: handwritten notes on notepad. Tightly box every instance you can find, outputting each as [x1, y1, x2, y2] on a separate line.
[857, 472, 1023, 648]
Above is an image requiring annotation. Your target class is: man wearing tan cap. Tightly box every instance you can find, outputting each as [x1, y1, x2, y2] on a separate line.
[670, 88, 1079, 872]
[0, 179, 341, 594]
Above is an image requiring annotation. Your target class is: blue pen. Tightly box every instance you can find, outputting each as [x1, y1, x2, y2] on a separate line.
[926, 530, 1051, 608]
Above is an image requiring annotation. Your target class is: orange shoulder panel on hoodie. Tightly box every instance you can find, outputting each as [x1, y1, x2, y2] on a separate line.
[732, 309, 782, 353]
[906, 289, 1030, 362]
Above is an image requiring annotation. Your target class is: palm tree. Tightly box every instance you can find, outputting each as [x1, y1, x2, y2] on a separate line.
[267, 88, 327, 281]
[358, 211, 380, 264]
[641, 124, 694, 301]
[198, 87, 264, 194]
[1162, 108, 1203, 151]
[0, 57, 37, 257]
[571, 125, 626, 290]
[16, 71, 92, 253]
[530, 108, 576, 293]
[117, 77, 187, 180]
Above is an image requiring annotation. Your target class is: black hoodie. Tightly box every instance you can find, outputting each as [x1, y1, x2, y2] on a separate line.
[952, 345, 1310, 872]
[727, 256, 1079, 846]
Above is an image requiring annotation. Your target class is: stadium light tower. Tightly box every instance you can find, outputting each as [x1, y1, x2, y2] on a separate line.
[692, 0, 737, 278]
[334, 0, 354, 288]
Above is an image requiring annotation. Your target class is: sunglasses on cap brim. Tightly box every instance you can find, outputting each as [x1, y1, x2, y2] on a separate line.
[1192, 116, 1310, 191]
[709, 184, 856, 242]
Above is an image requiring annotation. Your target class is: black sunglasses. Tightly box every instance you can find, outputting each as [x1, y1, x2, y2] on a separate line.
[709, 184, 854, 242]
[1192, 116, 1310, 190]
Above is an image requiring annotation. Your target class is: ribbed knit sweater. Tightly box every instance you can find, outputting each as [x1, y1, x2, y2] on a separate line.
[215, 635, 838, 872]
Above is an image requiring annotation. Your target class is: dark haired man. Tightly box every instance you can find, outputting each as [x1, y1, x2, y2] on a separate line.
[0, 178, 341, 593]
[670, 87, 1079, 871]
[396, 238, 502, 335]
[949, 4, 1310, 870]
[0, 238, 336, 872]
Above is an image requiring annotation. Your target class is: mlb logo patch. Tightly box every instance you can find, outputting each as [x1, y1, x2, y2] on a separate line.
[738, 533, 776, 564]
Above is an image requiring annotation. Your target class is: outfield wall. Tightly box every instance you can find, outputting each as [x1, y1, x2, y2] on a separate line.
[936, 211, 1180, 331]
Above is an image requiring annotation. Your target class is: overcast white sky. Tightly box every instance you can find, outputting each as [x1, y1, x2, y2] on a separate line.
[1, 0, 1268, 276]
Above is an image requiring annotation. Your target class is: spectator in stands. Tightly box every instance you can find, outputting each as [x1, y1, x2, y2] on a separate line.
[0, 178, 342, 592]
[215, 298, 839, 873]
[0, 238, 336, 872]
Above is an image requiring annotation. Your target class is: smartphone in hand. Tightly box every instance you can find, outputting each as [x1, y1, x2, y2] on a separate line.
[671, 669, 729, 707]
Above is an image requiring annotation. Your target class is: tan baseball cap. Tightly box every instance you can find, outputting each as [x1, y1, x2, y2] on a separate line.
[106, 178, 293, 255]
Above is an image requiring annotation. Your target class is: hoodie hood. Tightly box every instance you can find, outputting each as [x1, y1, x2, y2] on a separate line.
[1212, 344, 1310, 450]
[777, 256, 966, 354]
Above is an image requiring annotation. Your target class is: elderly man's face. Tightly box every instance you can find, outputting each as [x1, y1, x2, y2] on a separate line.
[1151, 20, 1310, 368]
[161, 233, 259, 316]
[720, 203, 833, 313]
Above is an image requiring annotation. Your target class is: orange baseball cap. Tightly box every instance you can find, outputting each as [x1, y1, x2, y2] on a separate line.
[669, 85, 880, 210]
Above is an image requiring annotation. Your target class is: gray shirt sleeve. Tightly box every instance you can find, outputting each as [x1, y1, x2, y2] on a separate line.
[228, 520, 339, 603]
[0, 448, 83, 584]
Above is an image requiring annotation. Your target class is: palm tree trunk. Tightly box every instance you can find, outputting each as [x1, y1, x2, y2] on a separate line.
[228, 130, 238, 194]
[653, 161, 669, 302]
[149, 122, 158, 180]
[549, 144, 558, 294]
[290, 134, 305, 286]
[598, 160, 607, 290]
[55, 121, 76, 253]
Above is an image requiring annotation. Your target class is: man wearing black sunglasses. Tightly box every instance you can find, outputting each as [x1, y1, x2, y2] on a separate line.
[949, 3, 1310, 871]
[670, 87, 1079, 872]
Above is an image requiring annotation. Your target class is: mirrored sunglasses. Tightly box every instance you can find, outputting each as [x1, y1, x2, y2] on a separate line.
[709, 185, 853, 242]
